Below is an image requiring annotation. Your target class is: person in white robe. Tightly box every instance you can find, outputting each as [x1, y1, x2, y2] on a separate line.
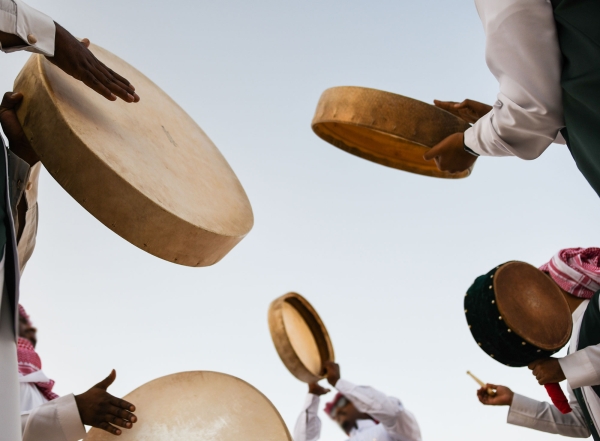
[476, 247, 600, 440]
[294, 361, 421, 441]
[0, 2, 139, 440]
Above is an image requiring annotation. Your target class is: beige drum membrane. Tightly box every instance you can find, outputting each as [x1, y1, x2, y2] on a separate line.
[84, 372, 291, 441]
[14, 44, 253, 267]
[268, 293, 334, 383]
[312, 86, 473, 179]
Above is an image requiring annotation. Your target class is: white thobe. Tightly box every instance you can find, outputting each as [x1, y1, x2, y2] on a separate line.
[507, 300, 600, 437]
[464, 0, 565, 158]
[0, 2, 84, 440]
[294, 379, 422, 441]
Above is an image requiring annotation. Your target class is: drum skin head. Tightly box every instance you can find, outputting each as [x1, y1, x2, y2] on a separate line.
[84, 371, 291, 441]
[14, 44, 253, 267]
[268, 293, 334, 383]
[495, 262, 572, 350]
[312, 86, 473, 179]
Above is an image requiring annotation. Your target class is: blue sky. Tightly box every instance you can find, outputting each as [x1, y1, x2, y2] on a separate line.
[3, 1, 599, 440]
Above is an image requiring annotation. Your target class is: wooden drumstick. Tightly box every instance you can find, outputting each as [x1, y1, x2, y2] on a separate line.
[467, 371, 497, 396]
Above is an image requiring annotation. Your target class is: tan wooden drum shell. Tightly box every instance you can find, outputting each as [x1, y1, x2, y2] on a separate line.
[268, 293, 334, 383]
[14, 44, 253, 267]
[84, 371, 291, 441]
[312, 86, 473, 179]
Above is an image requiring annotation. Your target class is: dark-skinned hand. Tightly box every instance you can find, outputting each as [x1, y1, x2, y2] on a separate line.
[74, 370, 137, 436]
[423, 132, 477, 173]
[477, 384, 514, 406]
[308, 382, 331, 396]
[323, 361, 340, 387]
[434, 99, 492, 124]
[49, 24, 140, 103]
[528, 358, 566, 385]
[0, 92, 39, 166]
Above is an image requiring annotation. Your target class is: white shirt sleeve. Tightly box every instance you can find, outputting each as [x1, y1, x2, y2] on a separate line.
[507, 391, 590, 438]
[464, 0, 564, 158]
[335, 379, 421, 441]
[0, 0, 55, 56]
[21, 394, 86, 441]
[559, 346, 600, 390]
[293, 393, 322, 441]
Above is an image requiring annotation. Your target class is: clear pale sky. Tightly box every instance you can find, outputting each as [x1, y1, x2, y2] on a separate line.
[2, 1, 599, 440]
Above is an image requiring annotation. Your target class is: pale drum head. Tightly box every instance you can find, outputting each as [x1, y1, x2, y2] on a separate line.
[14, 44, 253, 267]
[312, 86, 473, 179]
[268, 293, 334, 383]
[84, 372, 291, 441]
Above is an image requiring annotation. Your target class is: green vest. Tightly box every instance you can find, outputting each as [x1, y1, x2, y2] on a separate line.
[0, 145, 7, 252]
[551, 0, 600, 198]
[572, 291, 600, 441]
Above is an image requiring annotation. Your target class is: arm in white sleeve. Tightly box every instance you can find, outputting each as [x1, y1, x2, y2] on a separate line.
[464, 0, 564, 158]
[21, 394, 86, 441]
[507, 391, 590, 438]
[293, 394, 322, 441]
[335, 379, 421, 441]
[0, 0, 55, 56]
[559, 345, 600, 389]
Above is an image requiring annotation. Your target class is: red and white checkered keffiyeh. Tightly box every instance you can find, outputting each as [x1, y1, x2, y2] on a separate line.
[539, 248, 600, 299]
[18, 305, 59, 401]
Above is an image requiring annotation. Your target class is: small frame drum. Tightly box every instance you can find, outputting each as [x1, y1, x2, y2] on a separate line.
[268, 293, 334, 383]
[312, 86, 472, 179]
[14, 44, 253, 267]
[84, 371, 291, 441]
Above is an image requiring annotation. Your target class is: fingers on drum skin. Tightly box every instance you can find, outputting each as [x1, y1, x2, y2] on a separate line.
[105, 414, 133, 429]
[111, 396, 136, 413]
[98, 422, 122, 436]
[1, 91, 20, 107]
[107, 404, 136, 423]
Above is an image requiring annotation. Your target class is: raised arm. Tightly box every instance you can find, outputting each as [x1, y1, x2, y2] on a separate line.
[293, 383, 329, 441]
[324, 362, 421, 441]
[334, 380, 421, 441]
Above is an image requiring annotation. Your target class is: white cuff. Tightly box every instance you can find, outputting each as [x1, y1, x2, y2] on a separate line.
[0, 0, 55, 56]
[305, 393, 320, 412]
[559, 350, 600, 389]
[507, 393, 540, 426]
[334, 378, 355, 395]
[54, 394, 86, 441]
[464, 112, 514, 158]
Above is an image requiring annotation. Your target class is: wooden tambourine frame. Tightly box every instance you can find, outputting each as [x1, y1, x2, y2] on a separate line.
[268, 293, 334, 383]
[312, 86, 473, 179]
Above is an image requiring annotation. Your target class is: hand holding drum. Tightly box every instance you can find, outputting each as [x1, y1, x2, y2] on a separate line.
[14, 43, 253, 266]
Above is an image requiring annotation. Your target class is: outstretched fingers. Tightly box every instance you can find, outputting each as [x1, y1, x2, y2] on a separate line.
[110, 396, 136, 413]
[97, 421, 123, 436]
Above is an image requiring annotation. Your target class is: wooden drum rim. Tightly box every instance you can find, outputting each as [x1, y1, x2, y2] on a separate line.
[312, 86, 473, 179]
[268, 293, 334, 383]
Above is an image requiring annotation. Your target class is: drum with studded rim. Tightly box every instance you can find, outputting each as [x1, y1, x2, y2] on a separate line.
[464, 261, 572, 367]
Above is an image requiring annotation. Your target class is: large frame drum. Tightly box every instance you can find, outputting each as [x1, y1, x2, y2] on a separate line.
[84, 371, 291, 441]
[14, 44, 254, 267]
